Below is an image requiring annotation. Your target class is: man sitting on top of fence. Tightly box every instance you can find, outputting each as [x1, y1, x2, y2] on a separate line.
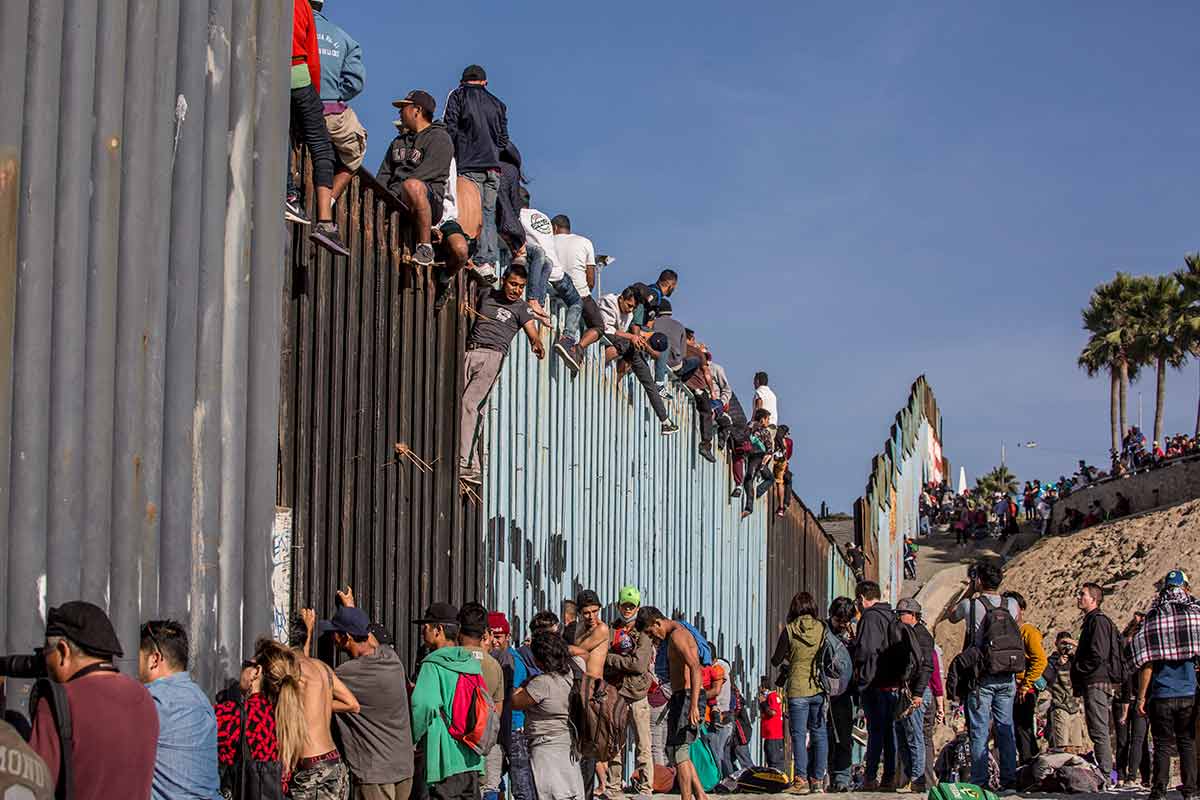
[377, 90, 453, 269]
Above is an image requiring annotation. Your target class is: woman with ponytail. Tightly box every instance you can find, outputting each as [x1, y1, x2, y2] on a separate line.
[214, 638, 293, 800]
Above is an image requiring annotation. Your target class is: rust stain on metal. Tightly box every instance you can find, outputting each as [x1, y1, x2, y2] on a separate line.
[146, 502, 158, 523]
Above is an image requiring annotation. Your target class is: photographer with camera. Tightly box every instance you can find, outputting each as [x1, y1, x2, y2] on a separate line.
[23, 601, 158, 799]
[946, 561, 1023, 792]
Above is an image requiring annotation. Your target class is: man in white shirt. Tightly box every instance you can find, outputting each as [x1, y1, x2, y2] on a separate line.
[518, 192, 558, 322]
[549, 214, 604, 374]
[432, 158, 471, 314]
[598, 287, 678, 436]
[753, 371, 779, 427]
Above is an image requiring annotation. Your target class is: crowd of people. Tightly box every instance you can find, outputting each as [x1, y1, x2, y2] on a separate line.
[283, 2, 796, 518]
[8, 560, 1200, 800]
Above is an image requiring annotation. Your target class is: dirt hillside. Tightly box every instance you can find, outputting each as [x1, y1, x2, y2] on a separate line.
[933, 499, 1200, 661]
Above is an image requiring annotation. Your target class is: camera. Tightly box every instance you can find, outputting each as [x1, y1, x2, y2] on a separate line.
[0, 651, 48, 679]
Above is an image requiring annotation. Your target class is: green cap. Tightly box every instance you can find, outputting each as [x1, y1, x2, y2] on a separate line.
[618, 585, 641, 606]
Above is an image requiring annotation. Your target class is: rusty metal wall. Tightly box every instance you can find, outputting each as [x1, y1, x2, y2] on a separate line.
[0, 0, 291, 693]
[276, 160, 484, 668]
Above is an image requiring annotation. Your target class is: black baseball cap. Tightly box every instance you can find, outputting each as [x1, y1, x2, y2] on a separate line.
[367, 623, 394, 647]
[461, 64, 487, 82]
[657, 299, 673, 316]
[393, 90, 436, 119]
[413, 602, 459, 625]
[45, 601, 124, 658]
[576, 589, 601, 610]
[318, 606, 370, 638]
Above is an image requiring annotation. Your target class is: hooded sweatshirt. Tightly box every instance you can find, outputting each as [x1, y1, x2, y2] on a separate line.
[771, 615, 824, 698]
[410, 646, 484, 785]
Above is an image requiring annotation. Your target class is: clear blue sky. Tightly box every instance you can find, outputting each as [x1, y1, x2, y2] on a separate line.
[327, 1, 1200, 511]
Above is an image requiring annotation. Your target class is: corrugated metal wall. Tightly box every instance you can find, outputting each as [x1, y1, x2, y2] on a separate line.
[483, 339, 769, 689]
[0, 0, 290, 693]
[276, 160, 484, 666]
[854, 376, 945, 602]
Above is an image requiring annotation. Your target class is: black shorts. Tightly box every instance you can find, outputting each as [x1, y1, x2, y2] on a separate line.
[666, 689, 697, 764]
[580, 294, 604, 331]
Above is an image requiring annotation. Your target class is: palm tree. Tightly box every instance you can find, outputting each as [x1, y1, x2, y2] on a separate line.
[976, 465, 1018, 497]
[1131, 274, 1191, 447]
[1178, 255, 1200, 436]
[1079, 273, 1142, 458]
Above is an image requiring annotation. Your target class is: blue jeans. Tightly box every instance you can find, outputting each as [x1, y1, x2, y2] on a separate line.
[464, 170, 499, 268]
[705, 722, 734, 778]
[896, 689, 931, 784]
[862, 688, 899, 784]
[525, 242, 551, 304]
[967, 676, 1017, 787]
[788, 694, 829, 781]
[549, 277, 582, 340]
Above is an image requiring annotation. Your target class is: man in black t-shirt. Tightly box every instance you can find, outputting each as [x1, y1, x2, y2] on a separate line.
[457, 265, 544, 484]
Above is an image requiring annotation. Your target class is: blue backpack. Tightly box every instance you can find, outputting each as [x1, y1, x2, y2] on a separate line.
[654, 620, 714, 682]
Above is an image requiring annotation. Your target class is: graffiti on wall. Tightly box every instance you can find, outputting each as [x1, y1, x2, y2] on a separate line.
[272, 507, 293, 642]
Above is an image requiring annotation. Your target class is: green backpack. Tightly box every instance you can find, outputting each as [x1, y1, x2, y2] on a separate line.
[928, 783, 998, 800]
[689, 725, 721, 791]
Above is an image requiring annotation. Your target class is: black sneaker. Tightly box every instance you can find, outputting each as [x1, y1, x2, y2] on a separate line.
[285, 193, 310, 225]
[414, 243, 435, 267]
[698, 443, 715, 463]
[311, 222, 350, 257]
[661, 421, 679, 435]
[731, 486, 742, 498]
[554, 338, 580, 374]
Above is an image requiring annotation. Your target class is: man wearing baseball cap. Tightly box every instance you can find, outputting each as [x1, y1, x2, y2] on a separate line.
[377, 89, 453, 268]
[443, 65, 510, 281]
[410, 602, 484, 800]
[1131, 570, 1200, 800]
[894, 598, 934, 792]
[27, 601, 159, 800]
[322, 594, 416, 800]
[487, 612, 535, 800]
[604, 586, 654, 798]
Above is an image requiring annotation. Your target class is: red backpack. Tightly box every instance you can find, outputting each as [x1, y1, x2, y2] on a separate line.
[442, 672, 500, 755]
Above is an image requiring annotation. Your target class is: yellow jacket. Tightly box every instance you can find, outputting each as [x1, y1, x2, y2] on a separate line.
[1016, 622, 1047, 693]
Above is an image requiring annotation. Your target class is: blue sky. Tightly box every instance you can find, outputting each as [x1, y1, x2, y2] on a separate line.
[327, 1, 1200, 511]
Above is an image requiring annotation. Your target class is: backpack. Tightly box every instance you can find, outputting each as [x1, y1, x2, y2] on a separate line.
[29, 679, 73, 800]
[689, 725, 721, 791]
[442, 671, 500, 755]
[736, 768, 791, 793]
[811, 624, 853, 697]
[972, 597, 1026, 676]
[576, 679, 630, 762]
[654, 620, 713, 682]
[928, 783, 999, 800]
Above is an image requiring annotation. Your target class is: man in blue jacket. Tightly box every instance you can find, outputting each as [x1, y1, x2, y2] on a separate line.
[444, 65, 510, 281]
[312, 1, 366, 203]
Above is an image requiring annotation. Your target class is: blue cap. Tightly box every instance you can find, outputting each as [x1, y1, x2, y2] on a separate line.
[1165, 570, 1189, 588]
[318, 606, 371, 638]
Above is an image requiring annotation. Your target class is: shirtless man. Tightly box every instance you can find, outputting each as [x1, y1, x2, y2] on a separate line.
[569, 589, 611, 790]
[637, 606, 707, 800]
[296, 606, 360, 800]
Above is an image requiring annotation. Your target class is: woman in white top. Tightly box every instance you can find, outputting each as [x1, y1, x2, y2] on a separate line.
[512, 632, 584, 800]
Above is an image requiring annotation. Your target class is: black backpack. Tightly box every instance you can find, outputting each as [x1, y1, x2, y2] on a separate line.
[972, 596, 1026, 676]
[29, 679, 73, 800]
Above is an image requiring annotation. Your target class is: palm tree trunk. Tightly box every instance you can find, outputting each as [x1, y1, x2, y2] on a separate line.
[1119, 358, 1129, 441]
[1110, 367, 1120, 457]
[1154, 354, 1166, 448]
[1195, 361, 1200, 438]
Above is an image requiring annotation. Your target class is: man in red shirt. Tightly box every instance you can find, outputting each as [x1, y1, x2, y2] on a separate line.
[27, 601, 158, 800]
[288, 0, 349, 257]
[759, 681, 786, 771]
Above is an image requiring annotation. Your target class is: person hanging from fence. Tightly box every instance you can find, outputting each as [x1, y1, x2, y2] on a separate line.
[456, 265, 545, 486]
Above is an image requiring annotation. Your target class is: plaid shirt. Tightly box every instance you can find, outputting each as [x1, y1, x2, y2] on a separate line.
[1131, 588, 1200, 667]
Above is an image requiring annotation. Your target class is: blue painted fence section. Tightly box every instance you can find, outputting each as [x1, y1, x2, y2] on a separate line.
[481, 330, 770, 688]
